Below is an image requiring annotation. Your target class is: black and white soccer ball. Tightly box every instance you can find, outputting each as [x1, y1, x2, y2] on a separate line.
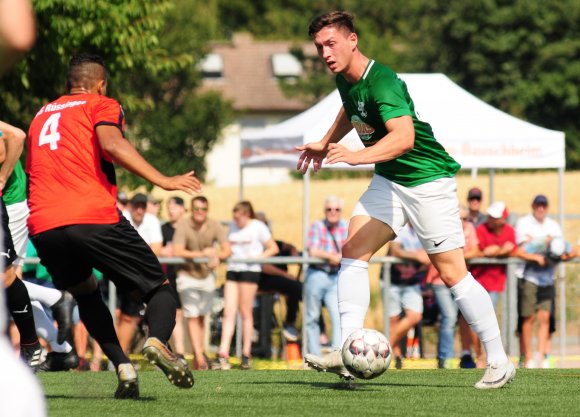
[341, 328, 392, 379]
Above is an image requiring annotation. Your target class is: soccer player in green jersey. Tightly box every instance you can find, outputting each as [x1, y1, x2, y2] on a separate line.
[298, 11, 515, 389]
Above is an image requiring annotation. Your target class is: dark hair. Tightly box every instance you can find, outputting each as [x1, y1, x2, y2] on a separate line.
[308, 11, 355, 38]
[66, 52, 107, 92]
[233, 201, 255, 219]
[192, 195, 209, 206]
[169, 196, 185, 206]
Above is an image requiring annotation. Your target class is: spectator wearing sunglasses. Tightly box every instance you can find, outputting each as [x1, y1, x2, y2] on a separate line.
[304, 196, 348, 355]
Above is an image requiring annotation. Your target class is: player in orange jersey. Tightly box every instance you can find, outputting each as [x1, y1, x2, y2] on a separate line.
[27, 53, 201, 399]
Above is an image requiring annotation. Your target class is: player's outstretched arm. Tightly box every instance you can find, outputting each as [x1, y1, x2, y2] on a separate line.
[328, 115, 415, 167]
[96, 125, 202, 195]
[0, 120, 25, 191]
[296, 107, 352, 174]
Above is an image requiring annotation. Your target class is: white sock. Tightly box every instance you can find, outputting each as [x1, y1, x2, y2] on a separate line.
[24, 281, 62, 307]
[31, 301, 72, 353]
[338, 258, 369, 346]
[451, 273, 508, 364]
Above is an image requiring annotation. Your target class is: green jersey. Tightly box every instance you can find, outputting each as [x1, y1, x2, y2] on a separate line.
[3, 160, 27, 205]
[336, 60, 460, 187]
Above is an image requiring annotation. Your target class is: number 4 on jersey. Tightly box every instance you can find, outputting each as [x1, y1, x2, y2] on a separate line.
[39, 112, 61, 150]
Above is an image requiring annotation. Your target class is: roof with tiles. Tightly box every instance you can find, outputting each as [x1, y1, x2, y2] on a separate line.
[200, 33, 316, 113]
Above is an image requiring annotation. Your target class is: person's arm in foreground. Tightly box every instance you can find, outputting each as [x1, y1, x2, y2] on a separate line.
[0, 0, 36, 74]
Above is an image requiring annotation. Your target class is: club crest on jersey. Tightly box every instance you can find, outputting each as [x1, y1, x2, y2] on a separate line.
[357, 100, 367, 118]
[351, 115, 374, 141]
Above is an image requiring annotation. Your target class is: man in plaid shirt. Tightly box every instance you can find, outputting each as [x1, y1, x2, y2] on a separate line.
[304, 196, 348, 355]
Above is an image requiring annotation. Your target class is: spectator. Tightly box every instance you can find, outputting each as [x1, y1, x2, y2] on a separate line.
[426, 206, 479, 369]
[462, 201, 516, 368]
[160, 196, 187, 358]
[147, 194, 162, 217]
[217, 201, 278, 370]
[387, 223, 431, 369]
[116, 191, 128, 212]
[515, 194, 565, 368]
[172, 196, 231, 370]
[255, 212, 303, 343]
[116, 193, 163, 354]
[466, 187, 486, 227]
[304, 196, 348, 356]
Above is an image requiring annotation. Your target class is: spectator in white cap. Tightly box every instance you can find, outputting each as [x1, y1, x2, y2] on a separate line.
[460, 201, 517, 367]
[514, 194, 563, 368]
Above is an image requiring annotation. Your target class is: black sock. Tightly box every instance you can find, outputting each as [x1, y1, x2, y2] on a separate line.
[144, 284, 176, 343]
[5, 279, 38, 345]
[75, 288, 129, 368]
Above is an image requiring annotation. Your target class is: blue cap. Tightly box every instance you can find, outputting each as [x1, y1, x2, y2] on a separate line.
[532, 194, 548, 205]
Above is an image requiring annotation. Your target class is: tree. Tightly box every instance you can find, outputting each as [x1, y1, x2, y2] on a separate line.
[0, 0, 232, 188]
[119, 0, 233, 188]
[396, 0, 580, 168]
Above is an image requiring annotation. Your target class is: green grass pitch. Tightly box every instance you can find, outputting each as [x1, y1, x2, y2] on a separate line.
[40, 369, 580, 417]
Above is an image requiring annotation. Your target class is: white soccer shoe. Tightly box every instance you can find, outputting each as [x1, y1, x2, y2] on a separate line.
[474, 361, 516, 390]
[304, 349, 354, 380]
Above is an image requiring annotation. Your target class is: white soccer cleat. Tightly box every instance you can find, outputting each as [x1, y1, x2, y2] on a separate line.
[474, 361, 516, 390]
[304, 349, 354, 380]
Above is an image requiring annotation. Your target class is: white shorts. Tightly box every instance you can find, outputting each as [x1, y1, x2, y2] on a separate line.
[176, 273, 215, 318]
[352, 175, 464, 254]
[388, 284, 424, 317]
[6, 201, 29, 266]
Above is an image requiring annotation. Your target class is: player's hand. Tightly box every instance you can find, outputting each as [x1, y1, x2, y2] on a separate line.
[296, 141, 328, 174]
[326, 143, 359, 166]
[160, 170, 203, 194]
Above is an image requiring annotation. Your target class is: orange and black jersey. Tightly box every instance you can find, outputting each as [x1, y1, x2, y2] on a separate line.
[27, 94, 124, 235]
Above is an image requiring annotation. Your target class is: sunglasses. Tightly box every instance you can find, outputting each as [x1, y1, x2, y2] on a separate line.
[325, 207, 341, 213]
[192, 207, 208, 212]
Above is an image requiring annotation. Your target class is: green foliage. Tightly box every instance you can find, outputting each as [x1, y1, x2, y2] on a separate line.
[0, 0, 231, 190]
[119, 0, 233, 188]
[1, 0, 180, 124]
[216, 0, 580, 169]
[399, 0, 580, 168]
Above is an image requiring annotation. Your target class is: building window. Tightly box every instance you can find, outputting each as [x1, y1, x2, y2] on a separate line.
[200, 53, 223, 78]
[271, 53, 302, 78]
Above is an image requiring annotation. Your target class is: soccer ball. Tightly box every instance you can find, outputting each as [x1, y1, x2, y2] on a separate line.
[341, 328, 392, 379]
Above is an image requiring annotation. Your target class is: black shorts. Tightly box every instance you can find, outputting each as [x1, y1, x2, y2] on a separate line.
[100, 274, 145, 317]
[31, 216, 166, 297]
[1, 199, 17, 267]
[226, 270, 261, 284]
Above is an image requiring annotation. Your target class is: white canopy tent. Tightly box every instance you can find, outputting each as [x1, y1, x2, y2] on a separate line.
[241, 73, 565, 171]
[240, 73, 566, 236]
[239, 73, 567, 356]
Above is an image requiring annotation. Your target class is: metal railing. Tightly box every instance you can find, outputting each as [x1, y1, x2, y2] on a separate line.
[23, 255, 580, 363]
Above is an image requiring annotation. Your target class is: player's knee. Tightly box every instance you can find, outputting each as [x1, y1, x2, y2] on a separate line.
[67, 275, 98, 296]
